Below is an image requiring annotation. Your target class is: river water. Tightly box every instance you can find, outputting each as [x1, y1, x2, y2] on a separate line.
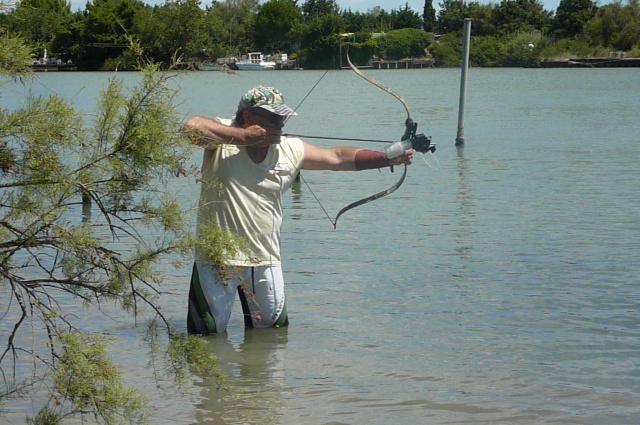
[2, 67, 639, 424]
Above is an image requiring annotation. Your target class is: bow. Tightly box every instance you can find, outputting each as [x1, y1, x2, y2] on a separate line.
[332, 50, 435, 228]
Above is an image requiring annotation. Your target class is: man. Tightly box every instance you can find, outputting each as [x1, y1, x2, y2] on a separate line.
[184, 86, 412, 334]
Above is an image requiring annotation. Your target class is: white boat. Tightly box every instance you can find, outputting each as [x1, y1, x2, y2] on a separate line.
[235, 52, 276, 71]
[30, 49, 76, 72]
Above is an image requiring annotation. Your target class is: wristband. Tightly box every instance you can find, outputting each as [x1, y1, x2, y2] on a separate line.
[354, 150, 390, 171]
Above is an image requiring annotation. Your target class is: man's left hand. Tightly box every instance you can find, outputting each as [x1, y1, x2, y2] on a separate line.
[390, 149, 413, 167]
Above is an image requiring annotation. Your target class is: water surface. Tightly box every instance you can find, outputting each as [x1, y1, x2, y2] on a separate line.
[2, 68, 639, 424]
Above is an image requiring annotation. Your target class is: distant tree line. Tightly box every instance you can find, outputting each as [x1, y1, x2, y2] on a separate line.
[1, 0, 639, 70]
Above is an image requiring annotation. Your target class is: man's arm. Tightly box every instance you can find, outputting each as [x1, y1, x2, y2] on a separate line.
[184, 116, 268, 148]
[302, 143, 412, 171]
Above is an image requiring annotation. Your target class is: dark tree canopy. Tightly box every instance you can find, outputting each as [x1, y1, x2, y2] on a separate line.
[552, 0, 598, 38]
[253, 0, 303, 51]
[423, 0, 437, 32]
[492, 0, 552, 34]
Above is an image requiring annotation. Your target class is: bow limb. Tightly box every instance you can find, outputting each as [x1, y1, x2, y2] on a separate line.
[333, 49, 413, 228]
[333, 164, 407, 229]
[345, 53, 411, 122]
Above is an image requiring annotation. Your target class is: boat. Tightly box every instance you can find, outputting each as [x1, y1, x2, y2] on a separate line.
[538, 57, 640, 68]
[30, 49, 76, 72]
[235, 52, 276, 71]
[196, 62, 220, 71]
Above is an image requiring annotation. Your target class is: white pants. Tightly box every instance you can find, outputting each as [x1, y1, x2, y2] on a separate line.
[187, 261, 288, 334]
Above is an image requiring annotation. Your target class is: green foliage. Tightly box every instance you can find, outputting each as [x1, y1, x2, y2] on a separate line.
[583, 0, 640, 51]
[551, 0, 597, 39]
[300, 11, 344, 68]
[470, 36, 508, 66]
[342, 40, 375, 66]
[0, 32, 33, 81]
[423, 0, 437, 32]
[192, 219, 247, 273]
[389, 3, 423, 30]
[430, 32, 462, 66]
[502, 31, 543, 66]
[2, 0, 640, 70]
[253, 0, 303, 52]
[144, 319, 223, 389]
[141, 0, 211, 66]
[166, 333, 223, 386]
[78, 0, 147, 70]
[51, 332, 149, 424]
[302, 0, 340, 20]
[436, 0, 470, 33]
[26, 406, 63, 425]
[3, 0, 76, 57]
[471, 30, 544, 67]
[204, 0, 260, 57]
[492, 0, 552, 35]
[377, 28, 431, 59]
[341, 6, 396, 34]
[1, 37, 244, 422]
[538, 37, 594, 58]
[468, 2, 497, 37]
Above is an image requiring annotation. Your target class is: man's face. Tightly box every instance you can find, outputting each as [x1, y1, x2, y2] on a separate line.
[243, 108, 286, 146]
[249, 108, 286, 131]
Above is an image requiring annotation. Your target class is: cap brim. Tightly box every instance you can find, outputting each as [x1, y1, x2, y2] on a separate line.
[259, 103, 297, 116]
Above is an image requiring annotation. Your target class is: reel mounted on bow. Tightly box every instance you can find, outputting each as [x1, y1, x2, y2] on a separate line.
[402, 118, 435, 154]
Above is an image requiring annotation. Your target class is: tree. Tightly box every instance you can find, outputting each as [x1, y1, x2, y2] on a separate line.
[341, 7, 399, 36]
[583, 0, 640, 51]
[470, 35, 508, 66]
[298, 0, 344, 68]
[551, 0, 597, 39]
[79, 0, 147, 70]
[301, 0, 339, 20]
[252, 0, 303, 52]
[3, 0, 77, 59]
[138, 0, 209, 66]
[429, 32, 462, 65]
[436, 0, 470, 33]
[468, 1, 496, 37]
[1, 39, 229, 423]
[491, 0, 552, 35]
[389, 2, 423, 29]
[205, 0, 260, 57]
[300, 10, 344, 68]
[131, 4, 167, 62]
[0, 30, 34, 79]
[423, 0, 437, 32]
[341, 8, 366, 32]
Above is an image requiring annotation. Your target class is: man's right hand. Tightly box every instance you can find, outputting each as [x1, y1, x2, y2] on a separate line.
[243, 125, 281, 147]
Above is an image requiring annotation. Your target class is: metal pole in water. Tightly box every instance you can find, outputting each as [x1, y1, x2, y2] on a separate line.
[456, 18, 472, 147]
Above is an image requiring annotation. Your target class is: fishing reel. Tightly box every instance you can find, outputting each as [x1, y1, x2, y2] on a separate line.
[402, 118, 435, 154]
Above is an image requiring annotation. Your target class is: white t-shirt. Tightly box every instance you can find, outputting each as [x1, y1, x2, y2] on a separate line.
[196, 119, 305, 266]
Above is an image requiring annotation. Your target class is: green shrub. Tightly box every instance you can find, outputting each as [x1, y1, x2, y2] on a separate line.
[429, 33, 461, 66]
[377, 28, 431, 60]
[471, 36, 508, 66]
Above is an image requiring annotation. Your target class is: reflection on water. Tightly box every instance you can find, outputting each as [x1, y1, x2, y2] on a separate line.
[194, 328, 289, 425]
[453, 144, 474, 260]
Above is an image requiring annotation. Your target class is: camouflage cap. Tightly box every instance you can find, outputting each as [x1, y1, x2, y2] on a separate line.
[236, 86, 297, 116]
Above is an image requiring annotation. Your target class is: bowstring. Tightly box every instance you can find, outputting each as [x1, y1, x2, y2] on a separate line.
[281, 69, 337, 227]
[284, 69, 330, 124]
